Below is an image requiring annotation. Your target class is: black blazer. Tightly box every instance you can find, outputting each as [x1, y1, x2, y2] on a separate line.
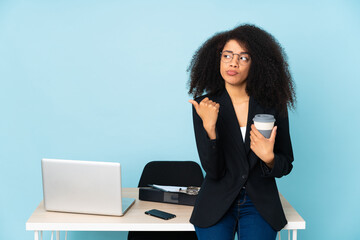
[190, 89, 294, 231]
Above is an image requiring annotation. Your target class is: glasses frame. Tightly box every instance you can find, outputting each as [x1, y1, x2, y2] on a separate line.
[220, 50, 251, 65]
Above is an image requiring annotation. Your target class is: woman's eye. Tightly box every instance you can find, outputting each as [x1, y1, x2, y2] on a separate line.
[240, 56, 249, 61]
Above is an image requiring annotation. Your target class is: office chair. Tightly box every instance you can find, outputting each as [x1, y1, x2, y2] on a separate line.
[127, 161, 203, 240]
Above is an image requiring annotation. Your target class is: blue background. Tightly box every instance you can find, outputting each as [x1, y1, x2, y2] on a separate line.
[1, 0, 359, 239]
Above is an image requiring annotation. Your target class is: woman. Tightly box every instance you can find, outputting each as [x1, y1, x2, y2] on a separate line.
[188, 24, 296, 240]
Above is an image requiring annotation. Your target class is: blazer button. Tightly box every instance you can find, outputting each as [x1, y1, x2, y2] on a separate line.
[242, 174, 247, 179]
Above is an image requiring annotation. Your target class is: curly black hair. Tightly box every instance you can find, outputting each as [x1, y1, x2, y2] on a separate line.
[187, 24, 296, 115]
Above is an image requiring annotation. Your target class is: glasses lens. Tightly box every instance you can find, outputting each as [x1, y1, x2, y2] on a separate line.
[221, 51, 233, 63]
[239, 54, 251, 65]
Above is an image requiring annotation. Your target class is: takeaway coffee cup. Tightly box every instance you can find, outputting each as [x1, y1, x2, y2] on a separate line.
[253, 114, 276, 138]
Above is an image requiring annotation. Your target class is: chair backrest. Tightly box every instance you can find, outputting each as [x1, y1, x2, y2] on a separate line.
[138, 161, 204, 187]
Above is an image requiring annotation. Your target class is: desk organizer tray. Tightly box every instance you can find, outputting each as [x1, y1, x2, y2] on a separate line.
[139, 187, 197, 206]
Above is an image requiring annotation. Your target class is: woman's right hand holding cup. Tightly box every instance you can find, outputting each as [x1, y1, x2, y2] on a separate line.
[189, 97, 220, 139]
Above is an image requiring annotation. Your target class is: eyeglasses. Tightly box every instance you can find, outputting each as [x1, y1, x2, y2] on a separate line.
[220, 50, 251, 65]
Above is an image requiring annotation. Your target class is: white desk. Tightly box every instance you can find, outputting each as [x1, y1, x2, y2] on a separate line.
[26, 188, 305, 240]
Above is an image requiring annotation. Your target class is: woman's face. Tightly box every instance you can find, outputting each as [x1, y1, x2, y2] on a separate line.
[220, 39, 251, 87]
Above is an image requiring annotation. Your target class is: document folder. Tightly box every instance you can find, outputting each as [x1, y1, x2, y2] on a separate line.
[139, 187, 197, 206]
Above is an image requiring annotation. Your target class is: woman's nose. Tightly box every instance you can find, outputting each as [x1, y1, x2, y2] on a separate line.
[229, 56, 239, 67]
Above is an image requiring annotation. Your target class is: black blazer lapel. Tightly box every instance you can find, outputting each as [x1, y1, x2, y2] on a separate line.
[245, 96, 270, 169]
[245, 96, 255, 155]
[214, 89, 265, 170]
[216, 89, 248, 161]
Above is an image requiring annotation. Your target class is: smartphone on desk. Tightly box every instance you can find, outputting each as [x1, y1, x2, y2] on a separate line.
[145, 209, 176, 220]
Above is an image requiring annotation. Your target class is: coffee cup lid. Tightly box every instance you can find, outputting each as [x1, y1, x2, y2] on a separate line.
[253, 114, 275, 122]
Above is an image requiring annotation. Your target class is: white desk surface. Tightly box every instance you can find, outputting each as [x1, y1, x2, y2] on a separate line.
[26, 188, 305, 231]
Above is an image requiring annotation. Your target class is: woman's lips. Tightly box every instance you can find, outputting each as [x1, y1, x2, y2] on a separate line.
[227, 70, 238, 76]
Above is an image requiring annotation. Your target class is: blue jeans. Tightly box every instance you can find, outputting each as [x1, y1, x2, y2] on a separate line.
[194, 188, 277, 240]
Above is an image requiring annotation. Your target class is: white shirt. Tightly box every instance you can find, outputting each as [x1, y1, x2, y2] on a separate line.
[240, 126, 246, 142]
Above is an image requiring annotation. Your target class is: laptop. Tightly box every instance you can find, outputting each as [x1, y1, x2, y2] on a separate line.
[41, 158, 135, 216]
